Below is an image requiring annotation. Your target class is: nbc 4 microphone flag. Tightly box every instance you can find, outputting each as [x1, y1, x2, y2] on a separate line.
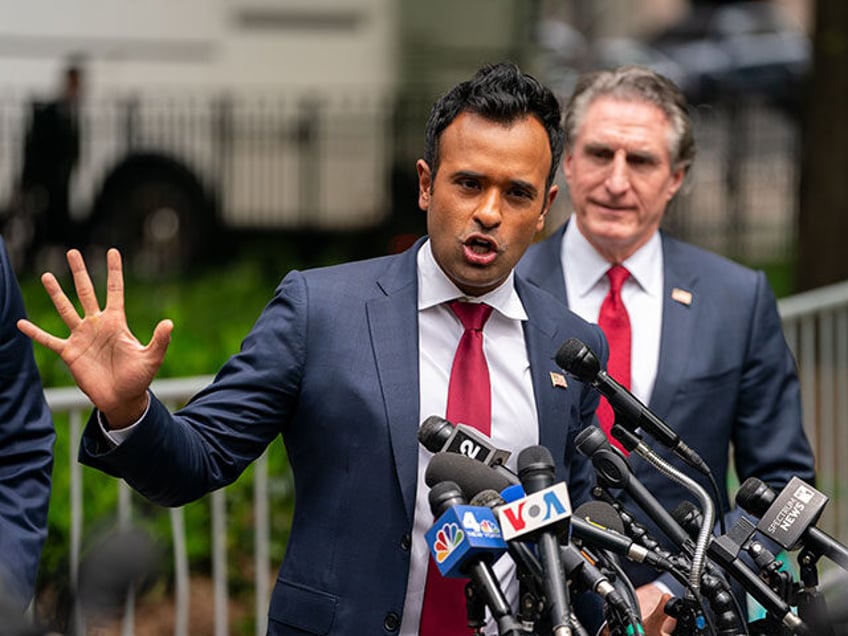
[425, 505, 508, 578]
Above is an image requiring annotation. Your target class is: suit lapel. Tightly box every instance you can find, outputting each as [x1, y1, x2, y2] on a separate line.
[368, 245, 421, 524]
[517, 278, 571, 456]
[649, 235, 698, 419]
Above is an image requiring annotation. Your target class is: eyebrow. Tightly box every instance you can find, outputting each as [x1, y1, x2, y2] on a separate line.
[583, 142, 660, 164]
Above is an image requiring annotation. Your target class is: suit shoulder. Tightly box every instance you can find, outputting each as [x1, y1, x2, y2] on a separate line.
[664, 235, 764, 286]
[517, 275, 603, 344]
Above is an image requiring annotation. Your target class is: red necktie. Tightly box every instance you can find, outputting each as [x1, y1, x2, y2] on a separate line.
[597, 265, 631, 454]
[419, 300, 493, 635]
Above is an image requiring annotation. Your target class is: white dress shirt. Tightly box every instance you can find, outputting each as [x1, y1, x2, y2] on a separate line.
[399, 240, 539, 635]
[560, 217, 664, 407]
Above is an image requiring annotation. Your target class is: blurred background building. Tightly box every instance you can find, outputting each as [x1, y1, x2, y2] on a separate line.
[0, 0, 815, 280]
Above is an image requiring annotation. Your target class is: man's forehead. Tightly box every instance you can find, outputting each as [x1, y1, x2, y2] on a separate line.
[575, 98, 673, 150]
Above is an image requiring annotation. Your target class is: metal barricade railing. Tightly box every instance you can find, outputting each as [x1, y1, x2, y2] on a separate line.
[44, 375, 272, 636]
[779, 280, 848, 544]
[41, 280, 848, 634]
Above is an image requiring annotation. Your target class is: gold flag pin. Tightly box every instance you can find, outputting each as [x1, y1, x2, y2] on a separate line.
[550, 372, 568, 389]
[671, 288, 693, 306]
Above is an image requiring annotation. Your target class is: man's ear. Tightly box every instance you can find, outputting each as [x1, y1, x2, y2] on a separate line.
[666, 166, 686, 202]
[416, 159, 432, 211]
[537, 184, 559, 233]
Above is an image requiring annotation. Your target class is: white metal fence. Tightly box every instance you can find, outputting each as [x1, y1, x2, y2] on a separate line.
[40, 279, 848, 634]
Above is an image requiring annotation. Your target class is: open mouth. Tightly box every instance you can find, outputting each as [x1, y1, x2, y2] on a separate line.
[463, 236, 498, 266]
[466, 236, 495, 255]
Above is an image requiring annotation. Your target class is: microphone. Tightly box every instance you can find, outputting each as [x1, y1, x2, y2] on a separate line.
[736, 476, 848, 571]
[705, 515, 809, 634]
[425, 481, 523, 634]
[514, 446, 574, 636]
[575, 425, 692, 550]
[419, 415, 512, 466]
[425, 452, 517, 502]
[559, 543, 642, 630]
[571, 501, 676, 572]
[556, 338, 709, 475]
[420, 416, 519, 487]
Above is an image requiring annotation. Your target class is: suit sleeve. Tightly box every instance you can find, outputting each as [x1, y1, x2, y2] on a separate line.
[0, 241, 55, 608]
[732, 271, 814, 489]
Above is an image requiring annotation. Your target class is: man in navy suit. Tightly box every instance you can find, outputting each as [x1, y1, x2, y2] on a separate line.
[0, 236, 54, 611]
[18, 64, 635, 634]
[518, 66, 816, 616]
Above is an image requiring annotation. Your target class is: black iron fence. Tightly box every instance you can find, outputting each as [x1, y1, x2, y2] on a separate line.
[0, 90, 800, 273]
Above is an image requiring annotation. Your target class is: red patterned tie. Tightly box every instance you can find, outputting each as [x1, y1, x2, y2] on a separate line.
[597, 265, 631, 454]
[419, 300, 493, 635]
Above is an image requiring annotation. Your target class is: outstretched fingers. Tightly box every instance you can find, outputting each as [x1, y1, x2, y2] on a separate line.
[41, 271, 82, 331]
[147, 319, 174, 362]
[104, 248, 126, 314]
[67, 249, 102, 316]
[17, 318, 67, 355]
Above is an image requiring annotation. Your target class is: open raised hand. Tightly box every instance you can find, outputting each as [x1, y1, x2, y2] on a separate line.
[17, 248, 173, 428]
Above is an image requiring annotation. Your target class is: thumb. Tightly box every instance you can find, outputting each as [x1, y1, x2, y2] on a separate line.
[147, 319, 174, 360]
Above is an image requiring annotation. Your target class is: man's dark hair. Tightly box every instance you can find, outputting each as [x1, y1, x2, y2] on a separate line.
[423, 62, 565, 191]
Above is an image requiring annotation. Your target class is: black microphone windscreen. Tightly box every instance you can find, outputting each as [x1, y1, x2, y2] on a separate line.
[736, 477, 776, 518]
[428, 480, 466, 516]
[425, 452, 512, 499]
[575, 425, 611, 458]
[418, 415, 452, 452]
[78, 526, 162, 616]
[574, 500, 626, 534]
[555, 337, 600, 381]
[516, 445, 555, 474]
[671, 500, 702, 538]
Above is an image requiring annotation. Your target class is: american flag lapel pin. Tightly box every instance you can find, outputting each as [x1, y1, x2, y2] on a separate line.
[550, 372, 568, 389]
[671, 287, 693, 306]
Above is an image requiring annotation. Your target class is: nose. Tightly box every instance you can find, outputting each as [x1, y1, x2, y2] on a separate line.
[605, 151, 630, 196]
[474, 188, 503, 228]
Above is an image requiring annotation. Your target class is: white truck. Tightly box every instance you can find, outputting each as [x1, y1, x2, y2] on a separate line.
[0, 0, 398, 271]
[0, 0, 541, 273]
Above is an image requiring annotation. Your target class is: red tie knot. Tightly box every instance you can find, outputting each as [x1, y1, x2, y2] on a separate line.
[448, 300, 493, 332]
[607, 265, 630, 295]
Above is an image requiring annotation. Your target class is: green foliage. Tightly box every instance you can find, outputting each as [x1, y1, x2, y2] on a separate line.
[18, 250, 302, 612]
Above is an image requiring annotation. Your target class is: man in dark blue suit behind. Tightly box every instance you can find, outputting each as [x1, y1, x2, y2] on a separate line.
[18, 63, 662, 634]
[0, 236, 54, 612]
[518, 65, 816, 619]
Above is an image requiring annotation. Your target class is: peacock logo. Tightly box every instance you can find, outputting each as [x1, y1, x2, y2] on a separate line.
[479, 519, 499, 534]
[433, 523, 464, 563]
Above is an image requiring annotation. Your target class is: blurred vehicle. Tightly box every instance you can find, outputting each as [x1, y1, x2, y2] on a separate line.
[0, 0, 542, 273]
[591, 37, 688, 91]
[536, 18, 589, 99]
[648, 1, 810, 114]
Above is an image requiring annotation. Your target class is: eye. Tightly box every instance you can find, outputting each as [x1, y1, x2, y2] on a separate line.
[627, 153, 658, 169]
[457, 176, 481, 190]
[586, 146, 613, 162]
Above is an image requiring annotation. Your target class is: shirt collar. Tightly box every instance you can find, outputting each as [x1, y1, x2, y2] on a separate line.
[562, 216, 663, 298]
[417, 239, 528, 321]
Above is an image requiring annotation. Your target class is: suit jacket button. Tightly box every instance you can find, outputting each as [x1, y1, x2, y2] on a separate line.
[384, 611, 400, 632]
[400, 533, 411, 551]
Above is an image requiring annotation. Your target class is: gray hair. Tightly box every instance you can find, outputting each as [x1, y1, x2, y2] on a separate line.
[563, 66, 695, 172]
